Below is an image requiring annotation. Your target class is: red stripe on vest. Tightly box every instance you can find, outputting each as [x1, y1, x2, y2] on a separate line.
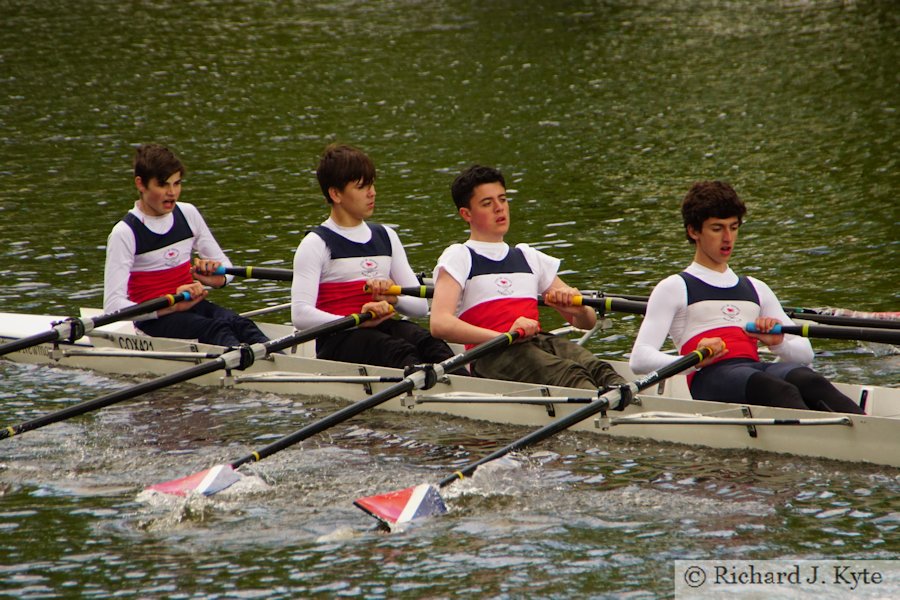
[317, 280, 369, 315]
[681, 325, 759, 386]
[127, 262, 193, 304]
[459, 297, 539, 349]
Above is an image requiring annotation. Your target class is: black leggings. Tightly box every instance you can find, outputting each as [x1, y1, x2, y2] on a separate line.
[316, 318, 458, 370]
[136, 300, 269, 347]
[746, 367, 864, 414]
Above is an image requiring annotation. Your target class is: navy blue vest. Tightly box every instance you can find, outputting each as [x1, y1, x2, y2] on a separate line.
[467, 246, 533, 279]
[123, 205, 194, 255]
[311, 222, 391, 258]
[678, 272, 759, 305]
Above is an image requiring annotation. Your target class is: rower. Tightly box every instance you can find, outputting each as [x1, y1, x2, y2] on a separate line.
[103, 144, 269, 348]
[429, 165, 626, 391]
[290, 144, 458, 370]
[629, 180, 864, 414]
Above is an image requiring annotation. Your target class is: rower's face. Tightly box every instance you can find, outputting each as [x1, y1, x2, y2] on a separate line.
[460, 182, 509, 241]
[332, 179, 376, 222]
[136, 172, 182, 217]
[689, 216, 741, 270]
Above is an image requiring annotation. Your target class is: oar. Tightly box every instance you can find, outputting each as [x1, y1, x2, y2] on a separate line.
[575, 297, 900, 329]
[353, 346, 713, 529]
[783, 310, 900, 330]
[361, 288, 896, 335]
[594, 293, 899, 330]
[214, 265, 293, 281]
[0, 292, 192, 358]
[746, 322, 900, 345]
[583, 291, 651, 303]
[570, 295, 647, 315]
[363, 283, 433, 298]
[361, 285, 651, 317]
[0, 312, 375, 441]
[147, 331, 524, 497]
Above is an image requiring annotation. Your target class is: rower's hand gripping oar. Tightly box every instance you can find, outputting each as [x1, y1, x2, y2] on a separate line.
[213, 265, 293, 282]
[0, 312, 376, 441]
[146, 330, 525, 497]
[746, 322, 900, 345]
[353, 346, 714, 529]
[0, 292, 192, 358]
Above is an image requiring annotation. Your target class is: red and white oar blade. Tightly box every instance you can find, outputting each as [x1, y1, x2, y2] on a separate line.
[146, 464, 242, 497]
[354, 483, 447, 527]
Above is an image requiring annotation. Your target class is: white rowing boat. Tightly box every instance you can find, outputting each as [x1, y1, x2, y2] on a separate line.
[1, 309, 898, 468]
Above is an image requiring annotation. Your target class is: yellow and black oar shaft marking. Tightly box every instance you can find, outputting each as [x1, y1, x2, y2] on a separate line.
[364, 284, 431, 298]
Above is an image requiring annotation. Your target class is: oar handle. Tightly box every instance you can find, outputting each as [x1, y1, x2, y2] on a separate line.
[570, 295, 648, 315]
[0, 292, 191, 358]
[437, 346, 713, 489]
[363, 284, 433, 298]
[214, 265, 294, 281]
[92, 291, 193, 327]
[746, 322, 900, 345]
[230, 330, 521, 470]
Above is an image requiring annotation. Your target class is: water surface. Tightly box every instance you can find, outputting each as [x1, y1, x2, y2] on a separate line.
[1, 1, 897, 597]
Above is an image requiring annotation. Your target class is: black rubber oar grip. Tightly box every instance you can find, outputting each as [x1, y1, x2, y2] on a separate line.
[571, 296, 648, 315]
[214, 266, 294, 281]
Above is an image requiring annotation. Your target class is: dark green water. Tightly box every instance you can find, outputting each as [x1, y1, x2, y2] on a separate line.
[1, 1, 897, 598]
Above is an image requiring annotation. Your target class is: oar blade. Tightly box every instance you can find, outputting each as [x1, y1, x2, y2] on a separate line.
[354, 484, 447, 527]
[146, 464, 242, 497]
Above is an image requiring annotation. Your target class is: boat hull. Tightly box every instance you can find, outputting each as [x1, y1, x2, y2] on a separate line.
[2, 311, 898, 468]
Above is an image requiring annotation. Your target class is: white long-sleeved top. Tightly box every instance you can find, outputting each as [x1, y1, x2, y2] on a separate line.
[290, 218, 428, 329]
[629, 262, 814, 374]
[103, 201, 231, 319]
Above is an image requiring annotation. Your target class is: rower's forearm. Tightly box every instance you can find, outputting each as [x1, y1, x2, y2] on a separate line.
[430, 315, 499, 346]
[567, 306, 597, 330]
[768, 335, 814, 364]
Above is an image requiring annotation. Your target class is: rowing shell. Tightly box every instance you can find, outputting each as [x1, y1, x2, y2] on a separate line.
[1, 310, 898, 468]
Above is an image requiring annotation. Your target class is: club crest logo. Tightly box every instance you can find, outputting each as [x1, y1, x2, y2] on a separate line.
[721, 304, 741, 321]
[163, 248, 181, 266]
[360, 258, 379, 277]
[495, 276, 514, 296]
